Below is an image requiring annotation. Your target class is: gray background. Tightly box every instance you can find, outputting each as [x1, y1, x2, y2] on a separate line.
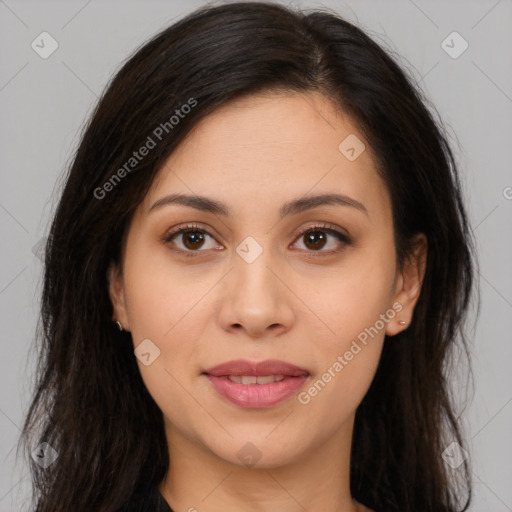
[0, 0, 511, 510]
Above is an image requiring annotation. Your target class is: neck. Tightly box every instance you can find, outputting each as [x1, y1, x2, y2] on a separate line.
[158, 415, 369, 512]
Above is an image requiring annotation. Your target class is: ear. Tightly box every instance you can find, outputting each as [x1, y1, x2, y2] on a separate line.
[107, 261, 130, 331]
[386, 233, 427, 336]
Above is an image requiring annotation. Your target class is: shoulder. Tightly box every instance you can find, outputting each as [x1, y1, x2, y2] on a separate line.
[117, 484, 174, 512]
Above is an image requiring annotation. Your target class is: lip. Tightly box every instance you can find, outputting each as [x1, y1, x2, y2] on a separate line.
[203, 359, 309, 377]
[203, 359, 310, 409]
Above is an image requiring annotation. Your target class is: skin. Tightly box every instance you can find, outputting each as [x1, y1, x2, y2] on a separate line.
[109, 90, 427, 512]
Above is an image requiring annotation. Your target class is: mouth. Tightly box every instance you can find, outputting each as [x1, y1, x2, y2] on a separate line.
[202, 359, 310, 408]
[221, 374, 289, 384]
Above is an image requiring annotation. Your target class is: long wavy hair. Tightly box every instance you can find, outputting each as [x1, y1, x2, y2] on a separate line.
[19, 2, 477, 511]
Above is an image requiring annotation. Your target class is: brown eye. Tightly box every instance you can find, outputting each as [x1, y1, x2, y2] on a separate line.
[164, 224, 220, 252]
[293, 224, 351, 254]
[302, 229, 328, 251]
[180, 229, 206, 250]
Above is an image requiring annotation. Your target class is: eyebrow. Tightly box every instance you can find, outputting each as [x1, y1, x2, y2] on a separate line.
[148, 192, 368, 219]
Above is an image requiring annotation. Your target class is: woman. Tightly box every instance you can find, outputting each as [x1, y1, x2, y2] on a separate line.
[20, 2, 476, 511]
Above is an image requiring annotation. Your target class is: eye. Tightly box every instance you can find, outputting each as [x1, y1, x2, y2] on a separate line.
[162, 222, 351, 257]
[163, 223, 221, 254]
[291, 223, 351, 255]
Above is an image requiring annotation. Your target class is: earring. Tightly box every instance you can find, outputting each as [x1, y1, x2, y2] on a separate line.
[115, 320, 123, 331]
[399, 320, 407, 326]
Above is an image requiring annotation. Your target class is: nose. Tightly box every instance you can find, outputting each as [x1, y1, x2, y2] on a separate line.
[217, 245, 295, 339]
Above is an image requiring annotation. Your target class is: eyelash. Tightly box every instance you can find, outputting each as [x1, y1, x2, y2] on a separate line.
[162, 222, 351, 258]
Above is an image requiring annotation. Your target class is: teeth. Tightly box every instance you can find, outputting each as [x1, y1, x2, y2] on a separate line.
[227, 375, 286, 384]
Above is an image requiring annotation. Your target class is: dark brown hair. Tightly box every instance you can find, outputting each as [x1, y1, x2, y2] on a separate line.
[20, 2, 477, 511]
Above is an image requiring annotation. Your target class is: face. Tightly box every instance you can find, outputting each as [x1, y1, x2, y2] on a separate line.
[109, 90, 426, 469]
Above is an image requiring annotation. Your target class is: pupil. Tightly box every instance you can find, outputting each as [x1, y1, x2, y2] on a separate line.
[305, 230, 326, 250]
[184, 230, 204, 249]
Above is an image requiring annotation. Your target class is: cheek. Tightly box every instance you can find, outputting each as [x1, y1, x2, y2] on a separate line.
[123, 244, 212, 339]
[318, 284, 389, 395]
[122, 248, 212, 400]
[295, 247, 394, 411]
[126, 276, 208, 435]
[306, 246, 396, 341]
[125, 273, 210, 385]
[297, 297, 388, 430]
[136, 357, 204, 447]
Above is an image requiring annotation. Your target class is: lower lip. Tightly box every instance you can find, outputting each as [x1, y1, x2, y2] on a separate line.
[205, 375, 309, 408]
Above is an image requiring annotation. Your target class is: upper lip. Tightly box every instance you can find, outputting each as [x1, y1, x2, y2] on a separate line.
[204, 359, 309, 377]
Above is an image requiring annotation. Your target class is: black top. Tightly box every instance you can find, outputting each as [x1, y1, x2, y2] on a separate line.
[121, 485, 174, 512]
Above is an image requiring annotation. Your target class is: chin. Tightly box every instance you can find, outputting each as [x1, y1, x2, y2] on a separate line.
[207, 435, 305, 469]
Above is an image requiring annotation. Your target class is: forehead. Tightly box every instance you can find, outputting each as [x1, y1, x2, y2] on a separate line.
[142, 90, 390, 224]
